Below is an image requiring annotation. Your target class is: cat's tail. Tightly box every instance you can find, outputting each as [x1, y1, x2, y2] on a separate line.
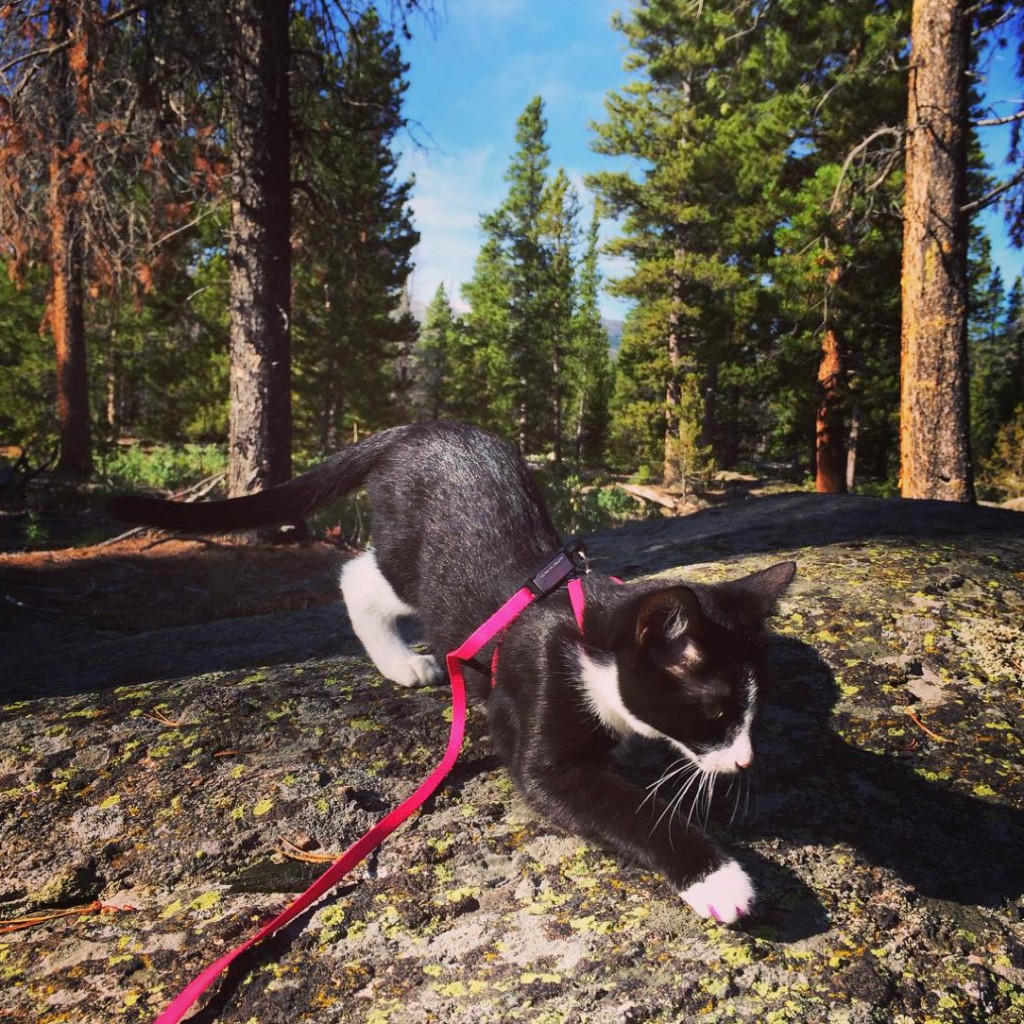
[106, 425, 410, 532]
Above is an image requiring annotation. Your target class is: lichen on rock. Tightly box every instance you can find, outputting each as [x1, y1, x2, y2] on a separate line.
[1, 494, 1022, 1023]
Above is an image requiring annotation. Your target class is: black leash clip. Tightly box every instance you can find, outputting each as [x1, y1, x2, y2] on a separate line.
[525, 538, 589, 598]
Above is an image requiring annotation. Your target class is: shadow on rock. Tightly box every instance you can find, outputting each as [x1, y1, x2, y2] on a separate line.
[746, 636, 1024, 909]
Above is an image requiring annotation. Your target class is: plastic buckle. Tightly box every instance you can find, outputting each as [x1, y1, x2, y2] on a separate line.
[525, 539, 589, 598]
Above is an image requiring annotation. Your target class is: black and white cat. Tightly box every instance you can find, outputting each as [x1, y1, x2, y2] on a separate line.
[108, 422, 795, 924]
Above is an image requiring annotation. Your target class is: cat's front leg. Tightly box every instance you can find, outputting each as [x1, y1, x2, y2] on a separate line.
[522, 761, 754, 924]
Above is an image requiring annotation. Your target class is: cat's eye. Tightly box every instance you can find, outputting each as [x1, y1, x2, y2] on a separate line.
[703, 703, 725, 721]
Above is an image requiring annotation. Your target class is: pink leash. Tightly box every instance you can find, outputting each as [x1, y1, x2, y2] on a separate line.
[152, 541, 589, 1023]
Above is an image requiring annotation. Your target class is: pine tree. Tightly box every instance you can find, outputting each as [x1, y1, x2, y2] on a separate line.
[499, 97, 555, 451]
[291, 9, 419, 455]
[538, 168, 580, 465]
[414, 283, 465, 421]
[590, 0, 791, 488]
[592, 0, 911, 490]
[568, 210, 612, 466]
[462, 97, 562, 451]
[460, 233, 517, 435]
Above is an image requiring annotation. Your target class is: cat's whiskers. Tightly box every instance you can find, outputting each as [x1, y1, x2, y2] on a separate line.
[651, 760, 705, 840]
[639, 755, 695, 815]
[685, 767, 718, 833]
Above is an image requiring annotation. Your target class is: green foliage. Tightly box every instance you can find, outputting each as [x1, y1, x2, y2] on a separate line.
[970, 263, 1024, 467]
[591, 0, 910, 489]
[21, 511, 50, 549]
[535, 470, 654, 536]
[568, 211, 613, 464]
[605, 304, 667, 476]
[979, 404, 1024, 501]
[0, 267, 55, 454]
[456, 97, 611, 465]
[291, 9, 419, 456]
[98, 443, 227, 492]
[96, 243, 231, 446]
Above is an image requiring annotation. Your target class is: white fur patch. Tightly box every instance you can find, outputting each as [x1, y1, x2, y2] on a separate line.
[577, 650, 755, 775]
[340, 551, 442, 688]
[578, 649, 691, 750]
[679, 859, 755, 924]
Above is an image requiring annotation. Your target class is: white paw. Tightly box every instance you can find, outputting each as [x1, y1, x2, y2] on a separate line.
[390, 654, 443, 688]
[679, 860, 755, 924]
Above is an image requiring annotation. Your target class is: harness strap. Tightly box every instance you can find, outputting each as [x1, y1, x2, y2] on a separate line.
[568, 576, 586, 631]
[152, 541, 587, 1024]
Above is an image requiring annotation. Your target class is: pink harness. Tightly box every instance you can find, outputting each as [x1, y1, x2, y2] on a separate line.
[153, 540, 590, 1023]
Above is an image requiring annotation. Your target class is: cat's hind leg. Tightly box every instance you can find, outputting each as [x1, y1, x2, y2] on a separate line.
[339, 551, 443, 688]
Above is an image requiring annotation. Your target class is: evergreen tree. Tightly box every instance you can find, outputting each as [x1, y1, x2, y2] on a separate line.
[414, 283, 471, 421]
[0, 268, 54, 456]
[971, 268, 1024, 465]
[568, 210, 613, 465]
[591, 0, 910, 490]
[462, 98, 612, 463]
[538, 168, 580, 465]
[291, 9, 419, 455]
[460, 234, 517, 434]
[605, 302, 670, 477]
[590, 0, 795, 488]
[498, 97, 555, 451]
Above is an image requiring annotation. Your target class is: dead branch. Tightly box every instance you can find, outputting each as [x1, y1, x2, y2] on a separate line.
[617, 483, 679, 511]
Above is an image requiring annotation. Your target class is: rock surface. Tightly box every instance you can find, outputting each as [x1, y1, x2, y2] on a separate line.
[1, 493, 1023, 1024]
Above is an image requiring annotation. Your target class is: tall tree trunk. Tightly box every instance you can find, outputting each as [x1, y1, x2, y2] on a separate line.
[899, 0, 974, 501]
[816, 263, 847, 493]
[816, 330, 847, 493]
[846, 404, 862, 492]
[552, 340, 563, 467]
[701, 360, 717, 458]
[48, 0, 91, 475]
[226, 0, 292, 497]
[663, 251, 684, 487]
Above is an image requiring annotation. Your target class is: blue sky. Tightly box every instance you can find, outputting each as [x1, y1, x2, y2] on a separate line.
[397, 0, 1024, 321]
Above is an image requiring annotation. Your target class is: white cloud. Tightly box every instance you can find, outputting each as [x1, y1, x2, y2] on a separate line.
[399, 144, 503, 310]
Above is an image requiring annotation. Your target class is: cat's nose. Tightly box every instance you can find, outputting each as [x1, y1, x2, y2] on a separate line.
[734, 759, 751, 771]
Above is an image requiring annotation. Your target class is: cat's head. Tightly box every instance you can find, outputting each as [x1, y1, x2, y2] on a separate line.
[582, 561, 796, 775]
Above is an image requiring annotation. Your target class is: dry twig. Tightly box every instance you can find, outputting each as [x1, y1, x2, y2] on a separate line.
[0, 900, 135, 935]
[906, 707, 953, 744]
[277, 836, 337, 863]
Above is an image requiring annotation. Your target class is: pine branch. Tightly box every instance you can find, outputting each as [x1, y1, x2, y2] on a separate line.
[960, 167, 1024, 215]
[829, 126, 903, 214]
[973, 107, 1024, 128]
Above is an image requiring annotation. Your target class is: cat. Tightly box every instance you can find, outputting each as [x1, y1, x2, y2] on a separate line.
[108, 421, 795, 924]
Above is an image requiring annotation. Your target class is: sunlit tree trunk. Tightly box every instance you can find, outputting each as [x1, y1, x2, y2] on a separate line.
[900, 0, 974, 501]
[48, 0, 91, 475]
[663, 252, 684, 487]
[815, 260, 847, 493]
[226, 0, 292, 496]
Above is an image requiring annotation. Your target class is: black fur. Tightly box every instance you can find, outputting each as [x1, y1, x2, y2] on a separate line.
[108, 422, 795, 906]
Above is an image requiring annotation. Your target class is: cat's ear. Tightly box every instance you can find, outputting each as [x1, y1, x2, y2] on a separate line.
[726, 560, 796, 627]
[636, 587, 703, 650]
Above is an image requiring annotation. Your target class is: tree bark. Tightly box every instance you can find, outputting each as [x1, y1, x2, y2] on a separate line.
[816, 323, 847, 493]
[48, 0, 91, 475]
[816, 261, 847, 493]
[846, 404, 862, 492]
[899, 0, 974, 501]
[226, 0, 292, 497]
[663, 251, 684, 488]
